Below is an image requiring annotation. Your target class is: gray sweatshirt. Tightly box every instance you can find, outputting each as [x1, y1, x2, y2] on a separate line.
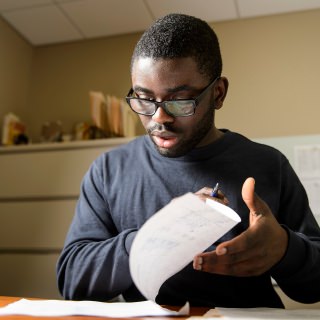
[57, 130, 320, 307]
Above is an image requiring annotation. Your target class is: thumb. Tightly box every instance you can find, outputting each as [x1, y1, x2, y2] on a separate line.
[242, 177, 260, 217]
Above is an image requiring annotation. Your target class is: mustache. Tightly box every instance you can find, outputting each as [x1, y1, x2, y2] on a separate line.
[147, 123, 177, 134]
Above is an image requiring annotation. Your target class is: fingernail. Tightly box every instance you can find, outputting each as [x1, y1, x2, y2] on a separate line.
[216, 247, 227, 255]
[194, 257, 203, 271]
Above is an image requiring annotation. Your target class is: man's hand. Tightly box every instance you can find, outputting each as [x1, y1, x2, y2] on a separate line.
[193, 177, 288, 276]
[195, 186, 229, 206]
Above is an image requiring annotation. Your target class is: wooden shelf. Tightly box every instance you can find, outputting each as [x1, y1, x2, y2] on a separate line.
[0, 137, 135, 154]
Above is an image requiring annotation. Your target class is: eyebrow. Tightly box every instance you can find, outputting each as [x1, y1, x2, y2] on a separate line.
[133, 84, 197, 94]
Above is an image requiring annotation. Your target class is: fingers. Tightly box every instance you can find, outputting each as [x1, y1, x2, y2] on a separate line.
[241, 177, 257, 213]
[241, 177, 270, 225]
[193, 231, 267, 276]
[193, 250, 267, 276]
[195, 186, 217, 198]
[215, 229, 256, 257]
[195, 186, 229, 205]
[193, 255, 203, 271]
[194, 231, 254, 265]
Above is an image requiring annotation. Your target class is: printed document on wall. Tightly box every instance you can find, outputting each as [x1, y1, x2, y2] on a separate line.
[294, 145, 320, 224]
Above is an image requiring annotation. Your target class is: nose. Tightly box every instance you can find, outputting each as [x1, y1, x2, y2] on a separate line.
[152, 106, 174, 124]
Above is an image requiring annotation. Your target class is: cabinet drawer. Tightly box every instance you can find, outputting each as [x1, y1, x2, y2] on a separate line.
[0, 253, 61, 299]
[0, 200, 76, 248]
[0, 147, 108, 198]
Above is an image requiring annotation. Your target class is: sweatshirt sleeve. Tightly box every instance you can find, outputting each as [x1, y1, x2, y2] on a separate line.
[270, 157, 320, 303]
[56, 159, 137, 301]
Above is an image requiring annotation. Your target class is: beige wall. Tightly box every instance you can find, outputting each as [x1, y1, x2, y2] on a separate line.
[213, 9, 320, 138]
[27, 33, 141, 140]
[2, 9, 320, 141]
[0, 17, 33, 135]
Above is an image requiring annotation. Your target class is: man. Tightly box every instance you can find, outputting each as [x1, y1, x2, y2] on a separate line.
[57, 13, 320, 308]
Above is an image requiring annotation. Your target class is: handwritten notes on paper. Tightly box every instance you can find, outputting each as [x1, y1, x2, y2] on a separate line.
[129, 192, 241, 301]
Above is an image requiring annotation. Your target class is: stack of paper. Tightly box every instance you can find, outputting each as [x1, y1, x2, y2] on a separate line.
[89, 91, 138, 138]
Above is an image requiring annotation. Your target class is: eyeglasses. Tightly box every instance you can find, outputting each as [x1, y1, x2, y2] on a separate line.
[125, 77, 219, 117]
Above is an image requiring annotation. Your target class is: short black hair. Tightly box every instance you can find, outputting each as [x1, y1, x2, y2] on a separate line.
[131, 13, 222, 81]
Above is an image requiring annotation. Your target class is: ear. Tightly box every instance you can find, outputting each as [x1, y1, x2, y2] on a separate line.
[214, 76, 229, 110]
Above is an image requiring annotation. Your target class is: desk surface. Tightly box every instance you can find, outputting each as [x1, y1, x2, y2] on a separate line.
[0, 296, 208, 320]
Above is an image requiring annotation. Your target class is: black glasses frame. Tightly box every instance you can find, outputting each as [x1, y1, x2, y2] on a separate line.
[126, 76, 220, 117]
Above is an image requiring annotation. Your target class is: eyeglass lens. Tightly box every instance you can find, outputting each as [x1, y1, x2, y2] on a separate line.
[129, 99, 195, 116]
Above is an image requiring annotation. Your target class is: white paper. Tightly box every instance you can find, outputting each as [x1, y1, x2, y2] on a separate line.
[294, 145, 320, 178]
[299, 179, 320, 223]
[0, 299, 189, 317]
[202, 307, 320, 320]
[129, 192, 241, 301]
[294, 145, 320, 224]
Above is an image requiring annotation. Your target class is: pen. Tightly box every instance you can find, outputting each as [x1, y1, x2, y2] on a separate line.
[211, 182, 219, 197]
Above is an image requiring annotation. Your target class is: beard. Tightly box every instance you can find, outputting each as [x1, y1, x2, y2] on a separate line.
[148, 107, 215, 158]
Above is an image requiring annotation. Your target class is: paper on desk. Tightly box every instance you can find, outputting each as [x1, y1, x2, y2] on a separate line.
[0, 298, 189, 317]
[203, 307, 320, 319]
[129, 192, 241, 301]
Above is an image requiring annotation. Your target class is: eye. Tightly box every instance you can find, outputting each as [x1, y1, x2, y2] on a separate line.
[173, 96, 191, 101]
[135, 92, 155, 101]
[169, 90, 195, 101]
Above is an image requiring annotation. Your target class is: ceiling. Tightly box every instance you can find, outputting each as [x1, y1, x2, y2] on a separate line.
[1, 0, 320, 46]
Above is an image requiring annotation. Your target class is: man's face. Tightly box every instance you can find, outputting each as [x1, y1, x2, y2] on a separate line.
[131, 57, 217, 157]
